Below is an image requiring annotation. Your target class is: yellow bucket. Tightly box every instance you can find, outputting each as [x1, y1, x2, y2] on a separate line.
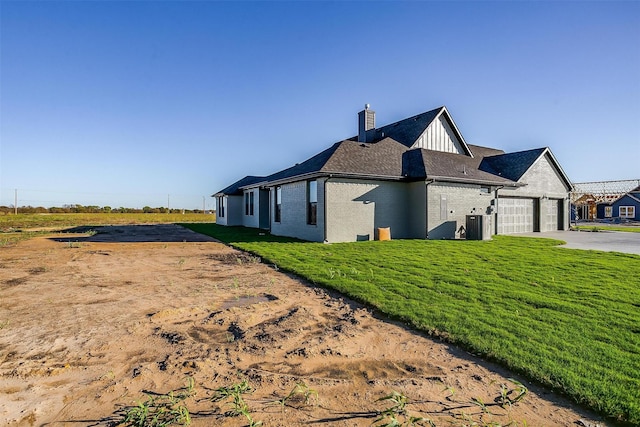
[377, 227, 391, 241]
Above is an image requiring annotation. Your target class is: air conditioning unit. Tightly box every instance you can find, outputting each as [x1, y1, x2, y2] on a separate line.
[466, 215, 492, 240]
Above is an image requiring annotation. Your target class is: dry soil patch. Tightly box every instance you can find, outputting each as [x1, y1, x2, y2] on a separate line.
[0, 225, 607, 426]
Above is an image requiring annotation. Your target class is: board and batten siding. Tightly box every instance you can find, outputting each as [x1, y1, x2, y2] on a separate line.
[413, 115, 465, 154]
[269, 179, 325, 242]
[324, 178, 416, 243]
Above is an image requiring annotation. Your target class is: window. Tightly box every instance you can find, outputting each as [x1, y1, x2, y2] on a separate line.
[307, 180, 317, 225]
[274, 186, 282, 223]
[604, 206, 613, 218]
[620, 206, 635, 218]
[480, 186, 491, 194]
[245, 191, 254, 216]
[218, 197, 225, 218]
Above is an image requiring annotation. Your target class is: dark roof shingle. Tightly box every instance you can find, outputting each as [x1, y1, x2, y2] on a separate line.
[214, 175, 265, 196]
[479, 148, 547, 181]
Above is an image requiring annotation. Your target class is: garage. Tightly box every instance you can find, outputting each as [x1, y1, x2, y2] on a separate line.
[497, 197, 536, 234]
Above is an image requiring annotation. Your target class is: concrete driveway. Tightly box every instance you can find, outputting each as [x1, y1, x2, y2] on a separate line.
[515, 230, 640, 255]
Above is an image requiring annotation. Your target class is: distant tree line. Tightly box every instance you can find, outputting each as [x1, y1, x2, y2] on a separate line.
[0, 204, 212, 215]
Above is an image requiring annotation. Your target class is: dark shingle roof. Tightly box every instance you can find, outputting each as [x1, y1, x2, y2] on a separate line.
[372, 108, 442, 147]
[260, 138, 410, 185]
[215, 107, 564, 192]
[479, 148, 547, 181]
[421, 150, 517, 185]
[214, 175, 265, 196]
[322, 138, 408, 177]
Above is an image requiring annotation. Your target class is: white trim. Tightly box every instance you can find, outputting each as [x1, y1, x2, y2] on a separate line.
[620, 206, 635, 218]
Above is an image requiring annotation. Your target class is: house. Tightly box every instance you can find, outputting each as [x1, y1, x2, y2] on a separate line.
[572, 194, 597, 221]
[214, 105, 572, 242]
[597, 185, 640, 221]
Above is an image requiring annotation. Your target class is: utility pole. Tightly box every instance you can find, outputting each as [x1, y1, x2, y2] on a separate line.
[203, 196, 206, 214]
[167, 194, 170, 213]
[14, 189, 18, 215]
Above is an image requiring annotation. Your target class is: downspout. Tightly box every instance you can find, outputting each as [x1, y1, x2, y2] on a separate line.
[494, 186, 504, 235]
[424, 179, 434, 239]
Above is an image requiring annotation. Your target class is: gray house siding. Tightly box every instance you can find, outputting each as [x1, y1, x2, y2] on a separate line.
[242, 189, 260, 229]
[269, 179, 325, 242]
[408, 181, 427, 239]
[499, 153, 570, 232]
[325, 178, 413, 243]
[216, 195, 243, 226]
[426, 182, 495, 239]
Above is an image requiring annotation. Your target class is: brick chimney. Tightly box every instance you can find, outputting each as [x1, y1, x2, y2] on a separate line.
[358, 104, 375, 143]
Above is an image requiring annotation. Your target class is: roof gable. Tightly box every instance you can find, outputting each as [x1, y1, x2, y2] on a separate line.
[480, 147, 572, 190]
[413, 108, 470, 155]
[480, 148, 547, 181]
[612, 193, 640, 206]
[373, 106, 473, 156]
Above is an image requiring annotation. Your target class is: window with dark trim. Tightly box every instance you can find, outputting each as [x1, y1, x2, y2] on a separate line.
[307, 180, 317, 225]
[275, 186, 282, 223]
[218, 197, 225, 218]
[244, 191, 254, 216]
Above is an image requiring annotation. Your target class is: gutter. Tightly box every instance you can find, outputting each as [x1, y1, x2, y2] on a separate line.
[427, 175, 522, 187]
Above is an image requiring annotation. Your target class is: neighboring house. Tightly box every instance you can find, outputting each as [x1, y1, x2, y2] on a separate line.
[597, 186, 640, 221]
[214, 105, 572, 242]
[572, 194, 597, 221]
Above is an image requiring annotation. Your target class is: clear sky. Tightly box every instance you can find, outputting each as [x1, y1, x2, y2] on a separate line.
[1, 1, 638, 210]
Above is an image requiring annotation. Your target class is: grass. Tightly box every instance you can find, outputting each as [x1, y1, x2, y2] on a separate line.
[574, 225, 640, 233]
[0, 213, 214, 246]
[0, 213, 214, 230]
[183, 224, 640, 425]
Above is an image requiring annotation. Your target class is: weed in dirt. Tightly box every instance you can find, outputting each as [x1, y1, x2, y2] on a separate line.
[374, 390, 434, 427]
[117, 377, 194, 427]
[272, 381, 318, 409]
[496, 379, 528, 408]
[471, 397, 491, 415]
[207, 380, 262, 426]
[0, 320, 9, 329]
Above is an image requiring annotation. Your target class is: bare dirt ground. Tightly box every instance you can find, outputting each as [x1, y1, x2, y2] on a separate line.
[0, 225, 607, 426]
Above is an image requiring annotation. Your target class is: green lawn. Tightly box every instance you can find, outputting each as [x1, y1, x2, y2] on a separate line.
[183, 224, 640, 425]
[0, 213, 214, 246]
[574, 225, 640, 233]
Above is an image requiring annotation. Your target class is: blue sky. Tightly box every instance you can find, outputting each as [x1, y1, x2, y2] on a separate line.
[1, 1, 638, 209]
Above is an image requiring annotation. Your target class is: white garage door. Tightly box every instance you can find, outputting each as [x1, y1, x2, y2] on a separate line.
[545, 200, 558, 231]
[498, 198, 534, 234]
